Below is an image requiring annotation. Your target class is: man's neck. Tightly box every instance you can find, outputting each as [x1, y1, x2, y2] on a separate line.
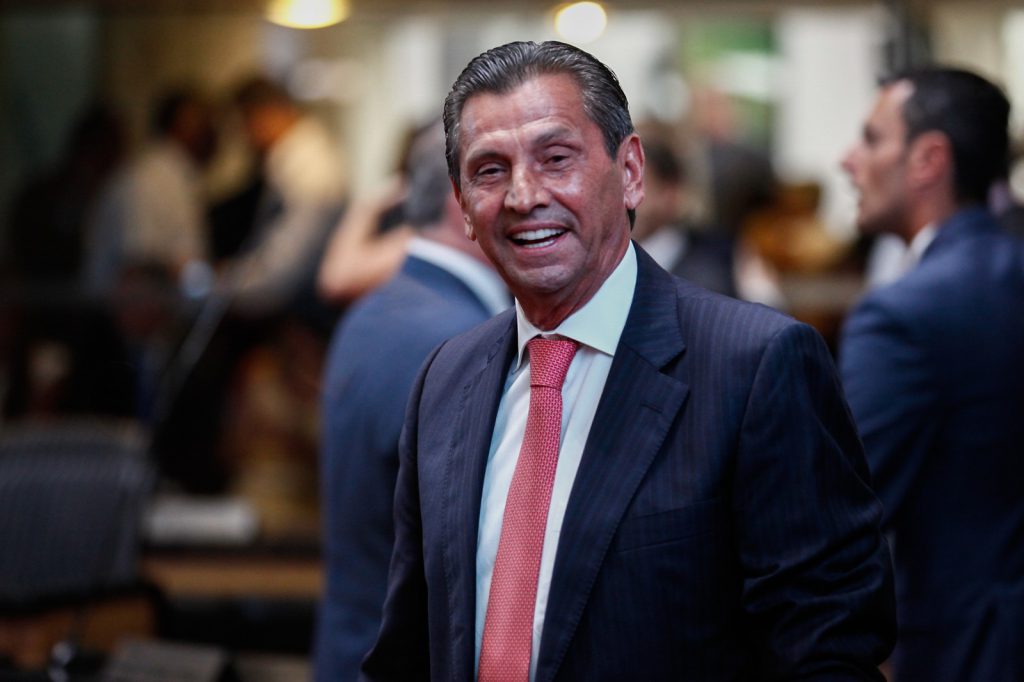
[514, 244, 637, 362]
[423, 223, 493, 269]
[519, 295, 593, 332]
[903, 198, 959, 244]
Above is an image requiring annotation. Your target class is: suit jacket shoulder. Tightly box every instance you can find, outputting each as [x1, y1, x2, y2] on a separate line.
[852, 208, 1024, 321]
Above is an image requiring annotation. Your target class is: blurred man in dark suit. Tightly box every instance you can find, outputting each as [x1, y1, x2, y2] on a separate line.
[314, 124, 507, 681]
[633, 135, 737, 297]
[840, 67, 1024, 681]
[84, 89, 215, 294]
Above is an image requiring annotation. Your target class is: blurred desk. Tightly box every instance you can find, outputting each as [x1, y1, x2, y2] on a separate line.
[779, 272, 864, 316]
[140, 549, 322, 600]
[139, 536, 322, 657]
[140, 493, 322, 601]
[779, 271, 864, 351]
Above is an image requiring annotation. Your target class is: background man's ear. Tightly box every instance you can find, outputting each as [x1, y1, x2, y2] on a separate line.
[908, 130, 952, 190]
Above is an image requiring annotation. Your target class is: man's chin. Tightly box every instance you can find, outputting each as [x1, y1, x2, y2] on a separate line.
[855, 214, 887, 237]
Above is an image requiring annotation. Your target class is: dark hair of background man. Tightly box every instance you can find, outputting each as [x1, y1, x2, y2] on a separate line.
[883, 68, 1010, 204]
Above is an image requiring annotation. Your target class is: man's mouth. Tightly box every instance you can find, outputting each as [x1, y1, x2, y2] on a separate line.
[511, 227, 566, 249]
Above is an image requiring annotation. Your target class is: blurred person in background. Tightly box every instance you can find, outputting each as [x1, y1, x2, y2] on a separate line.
[691, 86, 778, 240]
[151, 75, 347, 493]
[315, 121, 440, 307]
[839, 67, 1024, 681]
[219, 74, 347, 321]
[988, 151, 1024, 236]
[687, 87, 789, 310]
[6, 104, 126, 286]
[315, 176, 413, 305]
[633, 133, 737, 298]
[314, 122, 507, 682]
[79, 88, 217, 425]
[2, 104, 132, 419]
[83, 88, 216, 296]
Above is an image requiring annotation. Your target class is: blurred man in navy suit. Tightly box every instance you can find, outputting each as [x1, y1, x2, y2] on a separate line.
[363, 41, 895, 681]
[315, 123, 507, 681]
[840, 67, 1024, 681]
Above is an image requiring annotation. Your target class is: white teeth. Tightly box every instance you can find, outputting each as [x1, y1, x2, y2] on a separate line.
[520, 227, 561, 240]
[517, 228, 563, 241]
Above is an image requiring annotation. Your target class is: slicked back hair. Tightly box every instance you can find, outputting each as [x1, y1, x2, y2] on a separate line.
[443, 41, 635, 193]
[884, 67, 1010, 205]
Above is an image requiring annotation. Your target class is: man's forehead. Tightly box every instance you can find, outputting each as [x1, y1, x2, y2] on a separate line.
[866, 80, 912, 133]
[460, 74, 584, 130]
[460, 74, 589, 147]
[877, 80, 913, 116]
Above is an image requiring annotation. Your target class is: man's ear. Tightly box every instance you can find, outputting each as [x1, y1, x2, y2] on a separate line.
[908, 130, 952, 191]
[452, 178, 476, 241]
[620, 133, 645, 212]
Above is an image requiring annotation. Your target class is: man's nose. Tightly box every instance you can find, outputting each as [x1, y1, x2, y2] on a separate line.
[840, 146, 858, 176]
[505, 166, 550, 214]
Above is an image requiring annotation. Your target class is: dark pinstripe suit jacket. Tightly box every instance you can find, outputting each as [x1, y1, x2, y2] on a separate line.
[363, 246, 895, 681]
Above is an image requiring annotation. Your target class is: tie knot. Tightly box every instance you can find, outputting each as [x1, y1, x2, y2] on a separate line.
[527, 337, 579, 389]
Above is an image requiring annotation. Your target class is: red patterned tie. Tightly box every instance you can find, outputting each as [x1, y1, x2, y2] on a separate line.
[479, 336, 579, 682]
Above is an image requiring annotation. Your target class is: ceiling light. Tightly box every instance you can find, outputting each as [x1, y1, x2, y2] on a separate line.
[554, 2, 607, 45]
[266, 0, 349, 29]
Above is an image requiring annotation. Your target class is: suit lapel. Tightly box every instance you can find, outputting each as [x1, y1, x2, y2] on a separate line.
[441, 313, 517, 680]
[536, 247, 690, 682]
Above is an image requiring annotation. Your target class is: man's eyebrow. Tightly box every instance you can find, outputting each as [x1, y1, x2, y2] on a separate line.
[463, 146, 502, 168]
[534, 126, 577, 148]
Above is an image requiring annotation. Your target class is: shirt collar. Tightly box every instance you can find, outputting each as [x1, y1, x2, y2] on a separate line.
[514, 242, 638, 370]
[903, 223, 939, 271]
[407, 236, 510, 316]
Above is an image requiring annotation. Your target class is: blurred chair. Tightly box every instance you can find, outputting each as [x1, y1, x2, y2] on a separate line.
[0, 419, 156, 671]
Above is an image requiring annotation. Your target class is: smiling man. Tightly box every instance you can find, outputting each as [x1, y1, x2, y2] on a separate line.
[361, 41, 895, 682]
[453, 72, 639, 329]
